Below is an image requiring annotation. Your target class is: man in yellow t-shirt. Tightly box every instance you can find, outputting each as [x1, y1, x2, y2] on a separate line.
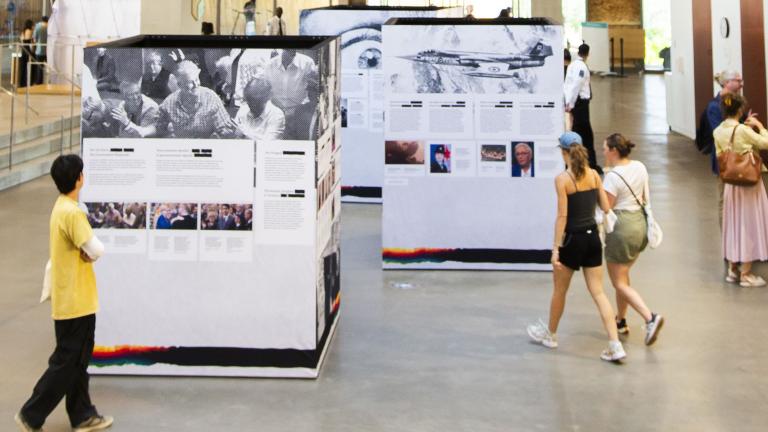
[16, 155, 114, 432]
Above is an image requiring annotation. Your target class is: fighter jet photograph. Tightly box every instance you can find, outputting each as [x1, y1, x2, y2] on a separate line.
[399, 41, 554, 79]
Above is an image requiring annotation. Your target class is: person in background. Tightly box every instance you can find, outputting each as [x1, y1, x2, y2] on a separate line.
[265, 7, 286, 36]
[18, 19, 34, 88]
[564, 43, 601, 174]
[141, 51, 171, 103]
[527, 132, 626, 363]
[498, 8, 510, 18]
[201, 21, 215, 36]
[15, 154, 114, 432]
[32, 16, 48, 85]
[705, 71, 746, 228]
[706, 71, 744, 174]
[713, 93, 768, 287]
[464, 4, 475, 19]
[243, 1, 256, 36]
[6, 0, 16, 40]
[601, 133, 664, 344]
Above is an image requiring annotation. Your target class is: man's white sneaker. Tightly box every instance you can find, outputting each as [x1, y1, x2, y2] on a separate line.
[600, 341, 626, 362]
[14, 412, 42, 432]
[644, 313, 664, 346]
[73, 415, 113, 432]
[740, 274, 766, 287]
[527, 319, 558, 348]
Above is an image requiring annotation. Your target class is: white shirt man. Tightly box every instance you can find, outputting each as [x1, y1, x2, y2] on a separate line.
[563, 55, 591, 110]
[264, 51, 318, 116]
[235, 100, 285, 140]
[265, 9, 286, 35]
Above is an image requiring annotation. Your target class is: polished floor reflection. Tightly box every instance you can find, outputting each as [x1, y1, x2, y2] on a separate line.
[1, 75, 766, 431]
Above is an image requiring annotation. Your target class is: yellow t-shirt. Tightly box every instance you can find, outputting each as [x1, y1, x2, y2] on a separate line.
[49, 195, 99, 320]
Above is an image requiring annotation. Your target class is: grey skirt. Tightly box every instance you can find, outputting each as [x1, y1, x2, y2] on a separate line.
[605, 210, 648, 263]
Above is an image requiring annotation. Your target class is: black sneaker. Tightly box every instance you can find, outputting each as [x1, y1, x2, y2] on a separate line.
[644, 313, 664, 346]
[616, 317, 629, 335]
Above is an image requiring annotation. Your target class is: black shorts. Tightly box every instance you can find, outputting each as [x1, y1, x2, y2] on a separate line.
[558, 227, 602, 270]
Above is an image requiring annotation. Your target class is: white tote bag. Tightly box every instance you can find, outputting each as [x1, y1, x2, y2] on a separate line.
[608, 171, 663, 249]
[40, 260, 51, 303]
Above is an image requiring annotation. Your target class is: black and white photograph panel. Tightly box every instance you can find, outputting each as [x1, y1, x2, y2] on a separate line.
[384, 25, 562, 95]
[82, 46, 324, 142]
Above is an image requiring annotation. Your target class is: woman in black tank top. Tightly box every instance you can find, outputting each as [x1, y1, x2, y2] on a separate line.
[527, 132, 627, 362]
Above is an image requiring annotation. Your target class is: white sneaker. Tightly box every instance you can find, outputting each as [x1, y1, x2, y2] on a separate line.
[726, 268, 740, 283]
[14, 412, 42, 432]
[644, 313, 664, 346]
[740, 274, 766, 287]
[527, 319, 558, 348]
[600, 341, 626, 362]
[73, 415, 113, 432]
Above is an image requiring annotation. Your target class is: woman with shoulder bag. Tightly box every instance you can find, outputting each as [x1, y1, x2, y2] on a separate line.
[527, 132, 626, 363]
[601, 133, 664, 345]
[713, 93, 768, 287]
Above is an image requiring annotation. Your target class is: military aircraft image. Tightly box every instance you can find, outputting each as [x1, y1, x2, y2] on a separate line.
[399, 41, 553, 78]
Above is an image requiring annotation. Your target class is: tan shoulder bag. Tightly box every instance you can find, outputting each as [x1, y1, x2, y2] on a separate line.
[718, 125, 762, 186]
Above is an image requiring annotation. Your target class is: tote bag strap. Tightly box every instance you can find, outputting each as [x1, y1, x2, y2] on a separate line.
[608, 170, 647, 216]
[727, 124, 739, 151]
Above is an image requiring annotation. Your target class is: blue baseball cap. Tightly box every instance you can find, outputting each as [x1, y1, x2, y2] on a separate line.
[558, 131, 582, 149]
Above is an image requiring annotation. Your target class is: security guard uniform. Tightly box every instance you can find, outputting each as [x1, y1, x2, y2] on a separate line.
[564, 56, 601, 173]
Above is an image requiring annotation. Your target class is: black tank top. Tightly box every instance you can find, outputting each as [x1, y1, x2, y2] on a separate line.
[565, 172, 598, 232]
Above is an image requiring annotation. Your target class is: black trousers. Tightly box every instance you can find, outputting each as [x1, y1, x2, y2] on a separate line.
[571, 98, 601, 173]
[21, 314, 98, 429]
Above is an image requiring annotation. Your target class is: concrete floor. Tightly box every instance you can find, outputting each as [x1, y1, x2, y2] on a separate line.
[1, 75, 767, 431]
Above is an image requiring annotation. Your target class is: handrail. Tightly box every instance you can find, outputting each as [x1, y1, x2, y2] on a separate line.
[2, 40, 84, 171]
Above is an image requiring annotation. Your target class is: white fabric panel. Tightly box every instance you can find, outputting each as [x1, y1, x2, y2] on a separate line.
[47, 0, 141, 84]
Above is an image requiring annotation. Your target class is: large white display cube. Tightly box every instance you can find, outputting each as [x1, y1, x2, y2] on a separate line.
[381, 18, 564, 270]
[80, 35, 341, 378]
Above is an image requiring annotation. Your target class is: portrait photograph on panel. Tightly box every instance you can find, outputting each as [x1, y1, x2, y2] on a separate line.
[81, 46, 326, 142]
[85, 202, 147, 229]
[150, 203, 199, 230]
[480, 144, 507, 162]
[201, 204, 253, 231]
[511, 141, 535, 177]
[429, 144, 451, 174]
[385, 140, 425, 165]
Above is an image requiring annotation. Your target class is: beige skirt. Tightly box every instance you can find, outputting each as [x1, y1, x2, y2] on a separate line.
[605, 210, 648, 264]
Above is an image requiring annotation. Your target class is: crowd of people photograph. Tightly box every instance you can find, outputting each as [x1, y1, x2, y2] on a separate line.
[81, 45, 338, 143]
[86, 202, 146, 229]
[201, 204, 253, 231]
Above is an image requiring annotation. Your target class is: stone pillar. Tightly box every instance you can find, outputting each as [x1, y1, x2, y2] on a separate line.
[532, 0, 563, 22]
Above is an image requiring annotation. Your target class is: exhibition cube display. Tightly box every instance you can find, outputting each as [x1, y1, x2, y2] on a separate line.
[80, 35, 341, 378]
[299, 6, 460, 203]
[382, 18, 564, 270]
